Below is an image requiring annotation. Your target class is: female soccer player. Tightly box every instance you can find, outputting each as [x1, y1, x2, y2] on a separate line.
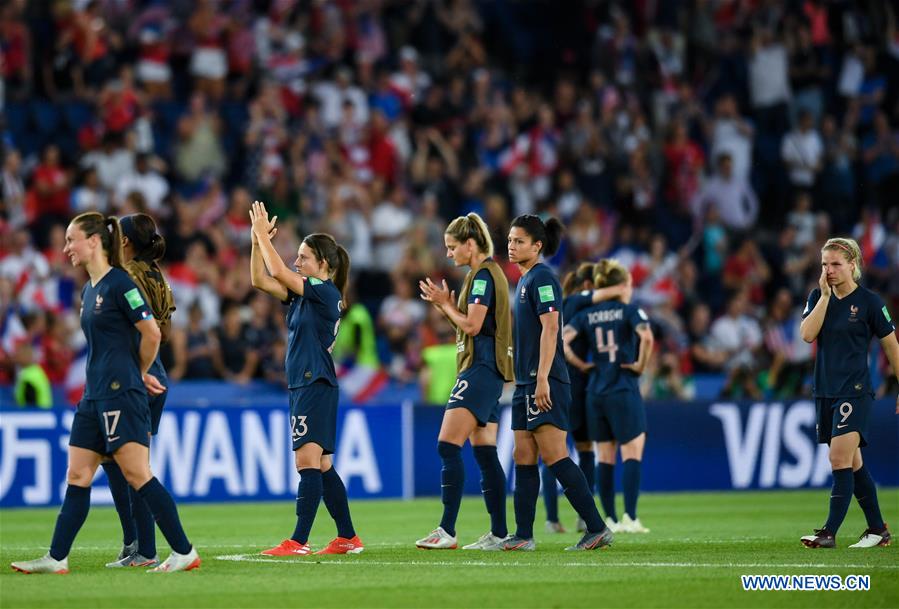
[562, 259, 654, 534]
[11, 212, 199, 574]
[502, 214, 612, 551]
[798, 237, 898, 548]
[249, 201, 363, 556]
[415, 213, 514, 551]
[104, 213, 177, 568]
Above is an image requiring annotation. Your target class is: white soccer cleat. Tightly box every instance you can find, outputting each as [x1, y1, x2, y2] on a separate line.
[462, 532, 506, 551]
[10, 553, 69, 574]
[848, 527, 891, 548]
[620, 514, 650, 533]
[148, 547, 201, 572]
[575, 517, 587, 533]
[605, 518, 621, 533]
[415, 527, 458, 549]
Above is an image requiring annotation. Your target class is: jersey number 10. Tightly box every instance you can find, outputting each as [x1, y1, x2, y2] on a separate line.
[595, 328, 618, 363]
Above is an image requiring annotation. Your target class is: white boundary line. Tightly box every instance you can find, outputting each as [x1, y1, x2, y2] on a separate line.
[213, 554, 899, 569]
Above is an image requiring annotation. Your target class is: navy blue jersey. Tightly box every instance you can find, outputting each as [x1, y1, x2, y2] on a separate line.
[563, 291, 595, 379]
[567, 300, 649, 395]
[803, 286, 895, 398]
[80, 267, 154, 399]
[468, 267, 498, 366]
[285, 277, 341, 388]
[512, 263, 569, 385]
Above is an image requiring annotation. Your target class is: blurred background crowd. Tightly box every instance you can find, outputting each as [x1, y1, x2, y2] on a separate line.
[2, 0, 898, 406]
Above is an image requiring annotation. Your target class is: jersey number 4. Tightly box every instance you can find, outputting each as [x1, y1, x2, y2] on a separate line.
[595, 328, 618, 362]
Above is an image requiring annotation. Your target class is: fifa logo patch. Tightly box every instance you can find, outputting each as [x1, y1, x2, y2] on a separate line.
[849, 305, 858, 322]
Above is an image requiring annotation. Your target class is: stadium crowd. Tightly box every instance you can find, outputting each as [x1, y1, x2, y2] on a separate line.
[2, 0, 898, 405]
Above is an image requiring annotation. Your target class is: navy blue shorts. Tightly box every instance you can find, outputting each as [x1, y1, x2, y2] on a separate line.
[69, 389, 151, 455]
[289, 381, 338, 454]
[568, 370, 589, 443]
[587, 390, 646, 444]
[816, 395, 871, 447]
[511, 379, 571, 432]
[446, 364, 504, 426]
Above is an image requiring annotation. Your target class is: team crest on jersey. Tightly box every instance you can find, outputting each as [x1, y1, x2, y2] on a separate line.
[849, 305, 859, 322]
[520, 286, 527, 301]
[95, 294, 104, 309]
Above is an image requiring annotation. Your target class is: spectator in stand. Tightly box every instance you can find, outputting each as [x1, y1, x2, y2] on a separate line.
[71, 166, 109, 214]
[0, 2, 32, 100]
[707, 94, 754, 183]
[40, 311, 74, 385]
[2, 149, 27, 230]
[213, 300, 257, 384]
[710, 289, 764, 399]
[748, 24, 792, 136]
[31, 145, 71, 244]
[763, 288, 814, 398]
[378, 272, 427, 381]
[693, 152, 759, 235]
[860, 111, 899, 211]
[687, 303, 728, 374]
[781, 109, 824, 200]
[723, 237, 771, 307]
[114, 153, 169, 215]
[174, 93, 227, 183]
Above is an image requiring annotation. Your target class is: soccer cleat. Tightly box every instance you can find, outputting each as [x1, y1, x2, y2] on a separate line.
[620, 514, 650, 533]
[415, 527, 458, 549]
[605, 518, 621, 533]
[10, 553, 69, 574]
[565, 526, 614, 551]
[111, 541, 138, 563]
[575, 517, 587, 533]
[148, 547, 201, 572]
[500, 535, 536, 551]
[801, 528, 836, 548]
[545, 520, 566, 533]
[261, 539, 313, 556]
[315, 536, 365, 555]
[848, 525, 891, 548]
[106, 552, 160, 568]
[462, 532, 506, 551]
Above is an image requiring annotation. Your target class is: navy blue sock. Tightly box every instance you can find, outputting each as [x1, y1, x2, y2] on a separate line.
[623, 459, 642, 520]
[131, 487, 156, 558]
[550, 457, 605, 533]
[49, 485, 91, 561]
[437, 441, 464, 537]
[292, 468, 323, 544]
[473, 445, 508, 538]
[597, 463, 617, 521]
[578, 451, 596, 496]
[137, 477, 191, 555]
[823, 468, 854, 535]
[101, 461, 136, 546]
[853, 465, 885, 530]
[322, 467, 355, 539]
[540, 462, 559, 522]
[513, 464, 539, 539]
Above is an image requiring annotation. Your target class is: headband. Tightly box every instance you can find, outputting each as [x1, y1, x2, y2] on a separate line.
[119, 215, 149, 251]
[827, 241, 854, 257]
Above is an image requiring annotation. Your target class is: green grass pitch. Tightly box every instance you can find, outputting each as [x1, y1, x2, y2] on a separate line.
[1, 489, 896, 608]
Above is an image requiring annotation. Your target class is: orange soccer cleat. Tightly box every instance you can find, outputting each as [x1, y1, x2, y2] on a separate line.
[315, 536, 365, 555]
